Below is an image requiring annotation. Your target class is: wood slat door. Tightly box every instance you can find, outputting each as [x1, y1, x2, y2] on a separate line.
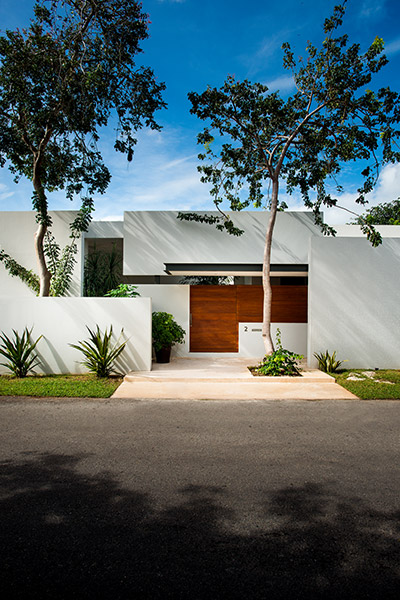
[271, 286, 308, 323]
[237, 285, 263, 322]
[190, 284, 307, 352]
[190, 286, 238, 352]
[237, 285, 307, 323]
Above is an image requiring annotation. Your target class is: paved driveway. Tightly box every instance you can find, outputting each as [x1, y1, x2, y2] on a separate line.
[0, 398, 399, 599]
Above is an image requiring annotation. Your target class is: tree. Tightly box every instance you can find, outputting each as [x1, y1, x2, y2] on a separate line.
[0, 0, 165, 296]
[352, 199, 400, 225]
[179, 2, 400, 354]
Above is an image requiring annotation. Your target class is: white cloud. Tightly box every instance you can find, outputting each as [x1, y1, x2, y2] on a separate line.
[91, 125, 214, 220]
[360, 0, 386, 19]
[384, 37, 400, 56]
[323, 163, 400, 225]
[240, 24, 302, 79]
[159, 154, 198, 171]
[0, 183, 14, 202]
[265, 75, 295, 93]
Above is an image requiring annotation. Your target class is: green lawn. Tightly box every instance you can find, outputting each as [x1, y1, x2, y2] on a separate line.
[333, 369, 400, 399]
[0, 374, 123, 398]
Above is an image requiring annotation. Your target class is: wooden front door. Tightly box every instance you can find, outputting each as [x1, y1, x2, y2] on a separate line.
[190, 285, 307, 352]
[190, 286, 238, 352]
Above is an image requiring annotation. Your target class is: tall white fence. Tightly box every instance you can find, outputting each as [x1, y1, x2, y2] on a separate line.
[0, 297, 152, 375]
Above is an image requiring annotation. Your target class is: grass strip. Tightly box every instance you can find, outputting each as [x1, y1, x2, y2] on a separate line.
[0, 374, 123, 398]
[333, 370, 400, 399]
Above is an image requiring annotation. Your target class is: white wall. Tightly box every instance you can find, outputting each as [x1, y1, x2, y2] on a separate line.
[124, 211, 322, 276]
[0, 211, 83, 297]
[0, 297, 152, 374]
[239, 323, 307, 358]
[308, 237, 400, 369]
[85, 221, 124, 239]
[333, 224, 400, 238]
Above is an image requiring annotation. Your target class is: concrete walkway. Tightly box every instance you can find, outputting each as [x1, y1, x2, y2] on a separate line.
[112, 357, 357, 400]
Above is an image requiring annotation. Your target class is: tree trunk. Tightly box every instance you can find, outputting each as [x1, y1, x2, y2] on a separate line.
[262, 180, 279, 355]
[32, 158, 52, 297]
[34, 222, 51, 296]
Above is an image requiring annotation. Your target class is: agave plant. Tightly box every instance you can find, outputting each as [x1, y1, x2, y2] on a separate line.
[314, 350, 344, 373]
[70, 325, 127, 378]
[0, 327, 42, 378]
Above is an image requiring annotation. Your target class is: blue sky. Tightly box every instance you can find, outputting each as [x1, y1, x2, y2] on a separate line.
[1, 0, 400, 224]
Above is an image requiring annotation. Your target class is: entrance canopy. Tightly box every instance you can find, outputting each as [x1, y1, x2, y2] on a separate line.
[164, 263, 309, 277]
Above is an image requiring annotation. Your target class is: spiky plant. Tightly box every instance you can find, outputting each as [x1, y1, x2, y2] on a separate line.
[70, 325, 127, 378]
[314, 350, 344, 373]
[0, 327, 42, 377]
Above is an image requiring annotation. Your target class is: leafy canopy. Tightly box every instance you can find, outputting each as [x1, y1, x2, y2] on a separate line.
[0, 0, 165, 217]
[0, 0, 166, 295]
[352, 198, 400, 226]
[180, 2, 400, 247]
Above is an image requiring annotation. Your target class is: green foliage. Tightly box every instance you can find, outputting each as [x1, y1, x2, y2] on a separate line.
[0, 206, 94, 297]
[0, 373, 122, 398]
[84, 245, 123, 297]
[253, 329, 303, 377]
[314, 350, 345, 373]
[179, 276, 233, 285]
[0, 327, 42, 378]
[70, 325, 127, 378]
[44, 230, 78, 297]
[0, 0, 165, 295]
[0, 249, 40, 294]
[152, 312, 186, 352]
[353, 199, 400, 227]
[105, 284, 140, 297]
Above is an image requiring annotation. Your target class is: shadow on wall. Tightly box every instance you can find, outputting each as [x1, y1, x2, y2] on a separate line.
[309, 238, 400, 368]
[1, 452, 398, 599]
[123, 211, 321, 276]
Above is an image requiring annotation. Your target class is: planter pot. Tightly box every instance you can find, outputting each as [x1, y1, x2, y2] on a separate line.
[155, 346, 172, 363]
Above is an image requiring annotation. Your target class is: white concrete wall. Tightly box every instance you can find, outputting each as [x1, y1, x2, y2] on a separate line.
[0, 211, 83, 297]
[85, 221, 124, 239]
[239, 323, 307, 358]
[333, 224, 400, 238]
[136, 285, 190, 358]
[0, 297, 152, 374]
[308, 237, 400, 369]
[124, 211, 322, 275]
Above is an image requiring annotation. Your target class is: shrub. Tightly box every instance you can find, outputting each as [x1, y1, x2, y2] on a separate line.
[0, 327, 42, 378]
[105, 284, 140, 297]
[253, 329, 303, 377]
[70, 325, 127, 377]
[314, 350, 344, 373]
[152, 312, 186, 352]
[83, 244, 123, 297]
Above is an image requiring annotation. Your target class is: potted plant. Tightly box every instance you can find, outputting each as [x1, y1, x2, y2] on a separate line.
[152, 312, 186, 363]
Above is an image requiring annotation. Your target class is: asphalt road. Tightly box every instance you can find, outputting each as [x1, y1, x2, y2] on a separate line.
[0, 397, 399, 599]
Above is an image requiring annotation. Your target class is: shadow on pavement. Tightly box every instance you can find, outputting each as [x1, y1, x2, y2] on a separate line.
[0, 453, 399, 599]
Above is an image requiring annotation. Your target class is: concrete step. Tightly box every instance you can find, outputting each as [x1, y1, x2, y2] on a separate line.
[123, 370, 336, 385]
[112, 379, 355, 400]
